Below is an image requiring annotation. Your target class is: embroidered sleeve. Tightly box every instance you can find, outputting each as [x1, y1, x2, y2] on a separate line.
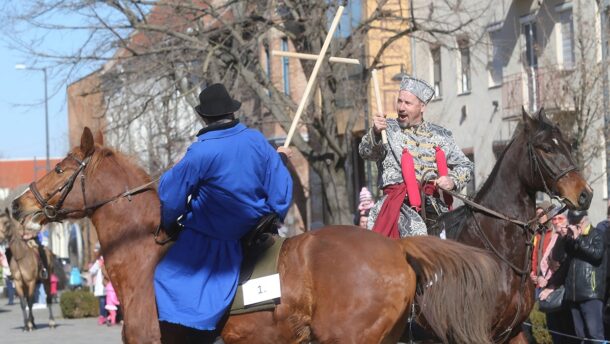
[442, 134, 473, 191]
[359, 128, 386, 161]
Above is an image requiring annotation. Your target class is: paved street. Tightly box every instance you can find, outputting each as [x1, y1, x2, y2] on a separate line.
[0, 300, 121, 344]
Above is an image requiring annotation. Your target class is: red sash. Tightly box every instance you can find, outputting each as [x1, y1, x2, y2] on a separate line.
[372, 146, 450, 239]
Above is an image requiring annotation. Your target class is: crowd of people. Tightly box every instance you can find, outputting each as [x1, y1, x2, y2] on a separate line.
[527, 202, 610, 343]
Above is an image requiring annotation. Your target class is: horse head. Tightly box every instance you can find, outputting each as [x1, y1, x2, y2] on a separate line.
[519, 107, 592, 209]
[12, 127, 105, 230]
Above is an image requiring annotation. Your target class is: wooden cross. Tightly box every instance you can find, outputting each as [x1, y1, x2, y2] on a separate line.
[274, 5, 346, 148]
[272, 8, 388, 145]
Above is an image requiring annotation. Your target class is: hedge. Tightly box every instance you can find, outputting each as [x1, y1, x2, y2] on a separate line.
[59, 290, 98, 318]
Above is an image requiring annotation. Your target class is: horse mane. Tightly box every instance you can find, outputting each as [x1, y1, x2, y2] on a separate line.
[80, 145, 153, 184]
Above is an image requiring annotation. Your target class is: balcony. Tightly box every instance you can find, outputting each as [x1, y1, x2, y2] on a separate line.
[502, 66, 576, 120]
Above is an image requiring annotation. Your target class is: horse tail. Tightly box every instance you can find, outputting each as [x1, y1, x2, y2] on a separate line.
[399, 236, 498, 344]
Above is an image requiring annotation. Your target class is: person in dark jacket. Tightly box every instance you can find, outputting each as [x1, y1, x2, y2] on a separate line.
[553, 210, 606, 342]
[595, 205, 610, 340]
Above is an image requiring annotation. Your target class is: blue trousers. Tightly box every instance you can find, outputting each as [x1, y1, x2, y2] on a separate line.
[569, 299, 605, 343]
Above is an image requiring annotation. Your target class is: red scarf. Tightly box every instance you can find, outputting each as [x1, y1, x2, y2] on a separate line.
[372, 146, 449, 239]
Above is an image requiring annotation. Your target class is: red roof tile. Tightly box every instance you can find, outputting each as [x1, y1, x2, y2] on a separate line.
[0, 158, 63, 189]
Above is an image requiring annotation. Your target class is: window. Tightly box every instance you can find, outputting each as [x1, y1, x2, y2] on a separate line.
[523, 21, 538, 68]
[487, 28, 504, 87]
[458, 38, 471, 93]
[431, 47, 442, 98]
[281, 37, 290, 95]
[559, 9, 575, 69]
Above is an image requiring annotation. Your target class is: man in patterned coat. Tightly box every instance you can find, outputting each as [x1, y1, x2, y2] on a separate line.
[359, 75, 473, 238]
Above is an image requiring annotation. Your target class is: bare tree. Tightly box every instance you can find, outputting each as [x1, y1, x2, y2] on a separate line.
[2, 0, 489, 225]
[537, 2, 604, 177]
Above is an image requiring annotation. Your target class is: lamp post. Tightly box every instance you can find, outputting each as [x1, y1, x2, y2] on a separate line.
[15, 64, 50, 172]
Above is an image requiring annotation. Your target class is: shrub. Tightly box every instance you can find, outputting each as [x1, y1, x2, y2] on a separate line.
[60, 290, 98, 318]
[530, 303, 552, 344]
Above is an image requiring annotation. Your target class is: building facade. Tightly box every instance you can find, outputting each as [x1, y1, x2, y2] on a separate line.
[412, 0, 609, 220]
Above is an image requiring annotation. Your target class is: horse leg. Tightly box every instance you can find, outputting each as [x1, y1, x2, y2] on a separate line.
[44, 281, 56, 328]
[18, 296, 31, 331]
[27, 294, 36, 331]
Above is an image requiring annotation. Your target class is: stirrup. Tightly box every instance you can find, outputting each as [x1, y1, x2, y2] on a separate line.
[40, 268, 48, 280]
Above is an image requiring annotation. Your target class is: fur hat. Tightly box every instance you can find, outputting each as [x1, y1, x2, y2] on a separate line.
[399, 75, 435, 104]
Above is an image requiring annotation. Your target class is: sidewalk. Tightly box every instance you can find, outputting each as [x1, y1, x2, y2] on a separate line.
[0, 302, 122, 344]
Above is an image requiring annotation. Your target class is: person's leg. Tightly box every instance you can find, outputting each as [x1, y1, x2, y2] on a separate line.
[6, 279, 14, 305]
[569, 302, 586, 342]
[579, 299, 605, 341]
[159, 321, 217, 344]
[545, 311, 562, 344]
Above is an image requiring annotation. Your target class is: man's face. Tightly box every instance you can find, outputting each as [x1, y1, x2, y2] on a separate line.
[551, 214, 568, 235]
[396, 90, 425, 128]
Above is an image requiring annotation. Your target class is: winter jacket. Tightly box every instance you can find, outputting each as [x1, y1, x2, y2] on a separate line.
[553, 224, 606, 302]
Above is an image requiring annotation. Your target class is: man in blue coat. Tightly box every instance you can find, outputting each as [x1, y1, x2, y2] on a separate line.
[154, 83, 293, 343]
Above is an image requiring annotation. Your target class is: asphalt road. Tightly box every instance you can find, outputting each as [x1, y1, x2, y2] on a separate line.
[0, 301, 122, 344]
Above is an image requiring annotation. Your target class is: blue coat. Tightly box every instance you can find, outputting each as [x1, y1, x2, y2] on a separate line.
[154, 122, 292, 330]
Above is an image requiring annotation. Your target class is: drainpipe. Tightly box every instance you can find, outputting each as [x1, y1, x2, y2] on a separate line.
[602, 1, 610, 200]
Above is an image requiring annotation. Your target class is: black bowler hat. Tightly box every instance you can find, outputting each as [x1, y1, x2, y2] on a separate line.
[194, 83, 241, 117]
[567, 209, 588, 225]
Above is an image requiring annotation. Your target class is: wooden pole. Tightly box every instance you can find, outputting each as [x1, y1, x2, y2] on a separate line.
[272, 51, 361, 65]
[371, 69, 388, 144]
[283, 6, 345, 148]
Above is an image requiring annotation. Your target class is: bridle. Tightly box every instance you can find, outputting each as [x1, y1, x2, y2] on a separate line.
[28, 153, 157, 222]
[29, 153, 91, 221]
[443, 134, 578, 342]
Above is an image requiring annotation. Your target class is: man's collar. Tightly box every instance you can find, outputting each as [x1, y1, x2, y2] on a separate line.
[195, 119, 240, 137]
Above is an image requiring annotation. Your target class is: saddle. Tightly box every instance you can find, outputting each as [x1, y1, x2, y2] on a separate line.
[239, 213, 280, 284]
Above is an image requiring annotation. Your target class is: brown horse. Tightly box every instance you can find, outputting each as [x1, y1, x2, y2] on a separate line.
[11, 127, 499, 344]
[436, 108, 593, 343]
[0, 208, 56, 331]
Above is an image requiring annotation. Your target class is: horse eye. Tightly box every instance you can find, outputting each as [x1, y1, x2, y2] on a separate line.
[538, 144, 552, 153]
[54, 165, 64, 174]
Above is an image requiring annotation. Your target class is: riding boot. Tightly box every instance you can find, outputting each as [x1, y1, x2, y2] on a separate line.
[35, 238, 49, 280]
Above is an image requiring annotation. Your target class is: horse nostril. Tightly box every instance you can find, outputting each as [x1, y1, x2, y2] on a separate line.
[578, 190, 592, 209]
[11, 199, 20, 218]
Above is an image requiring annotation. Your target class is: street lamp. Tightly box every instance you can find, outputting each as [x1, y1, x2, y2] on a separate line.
[15, 64, 50, 172]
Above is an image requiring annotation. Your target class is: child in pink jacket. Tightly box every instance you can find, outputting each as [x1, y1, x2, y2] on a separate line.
[104, 282, 120, 325]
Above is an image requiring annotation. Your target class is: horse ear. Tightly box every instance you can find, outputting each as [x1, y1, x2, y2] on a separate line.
[80, 127, 95, 157]
[521, 106, 536, 133]
[537, 107, 548, 122]
[94, 129, 104, 146]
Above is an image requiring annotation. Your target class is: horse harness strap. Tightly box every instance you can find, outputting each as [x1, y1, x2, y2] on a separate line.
[29, 152, 159, 222]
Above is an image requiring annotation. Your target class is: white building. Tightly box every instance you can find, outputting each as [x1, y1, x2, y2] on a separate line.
[412, 0, 609, 221]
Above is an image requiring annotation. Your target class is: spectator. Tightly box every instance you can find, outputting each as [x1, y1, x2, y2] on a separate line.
[356, 187, 374, 228]
[539, 210, 577, 343]
[595, 204, 610, 339]
[530, 200, 556, 291]
[89, 243, 107, 325]
[552, 210, 606, 343]
[50, 273, 58, 304]
[105, 281, 120, 326]
[1, 250, 14, 305]
[68, 266, 83, 290]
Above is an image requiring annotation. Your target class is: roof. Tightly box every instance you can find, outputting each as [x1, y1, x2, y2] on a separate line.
[0, 158, 63, 190]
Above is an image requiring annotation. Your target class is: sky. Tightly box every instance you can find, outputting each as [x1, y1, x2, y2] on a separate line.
[0, 5, 99, 161]
[0, 2, 360, 161]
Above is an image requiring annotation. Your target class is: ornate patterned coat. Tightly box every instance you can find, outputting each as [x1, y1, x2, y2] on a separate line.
[359, 119, 473, 237]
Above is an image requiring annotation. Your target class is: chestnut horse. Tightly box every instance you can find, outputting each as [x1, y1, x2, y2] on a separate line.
[0, 208, 56, 331]
[435, 109, 593, 343]
[11, 127, 500, 343]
